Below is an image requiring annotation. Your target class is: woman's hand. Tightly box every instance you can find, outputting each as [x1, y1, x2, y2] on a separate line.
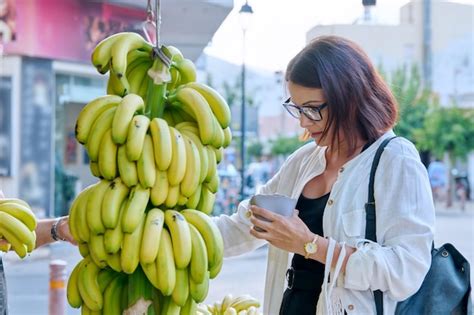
[56, 216, 77, 245]
[249, 205, 314, 256]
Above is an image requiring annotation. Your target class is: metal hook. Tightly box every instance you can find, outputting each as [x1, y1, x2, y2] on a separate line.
[142, 0, 171, 67]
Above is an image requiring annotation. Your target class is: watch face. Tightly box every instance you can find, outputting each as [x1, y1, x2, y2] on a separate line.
[305, 242, 317, 254]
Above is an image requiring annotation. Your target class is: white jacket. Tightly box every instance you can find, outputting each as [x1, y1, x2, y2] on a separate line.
[214, 131, 435, 314]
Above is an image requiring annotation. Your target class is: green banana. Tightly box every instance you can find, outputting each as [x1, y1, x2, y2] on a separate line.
[77, 258, 102, 311]
[67, 260, 85, 308]
[110, 32, 148, 77]
[175, 58, 196, 84]
[189, 270, 209, 303]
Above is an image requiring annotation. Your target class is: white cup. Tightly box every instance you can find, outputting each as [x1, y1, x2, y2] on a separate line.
[249, 194, 297, 232]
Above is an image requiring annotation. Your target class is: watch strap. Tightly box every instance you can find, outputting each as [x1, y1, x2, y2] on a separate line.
[51, 217, 66, 241]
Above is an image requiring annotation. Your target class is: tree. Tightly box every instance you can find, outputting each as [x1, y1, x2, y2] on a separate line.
[247, 141, 263, 160]
[415, 105, 474, 206]
[389, 65, 434, 144]
[270, 135, 306, 156]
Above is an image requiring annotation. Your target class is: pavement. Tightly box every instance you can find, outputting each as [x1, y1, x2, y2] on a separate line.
[2, 201, 473, 314]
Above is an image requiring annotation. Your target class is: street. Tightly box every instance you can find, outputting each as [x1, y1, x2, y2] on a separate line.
[2, 203, 473, 314]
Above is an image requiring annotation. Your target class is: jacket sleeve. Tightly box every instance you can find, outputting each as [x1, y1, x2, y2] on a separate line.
[213, 154, 291, 257]
[343, 142, 435, 301]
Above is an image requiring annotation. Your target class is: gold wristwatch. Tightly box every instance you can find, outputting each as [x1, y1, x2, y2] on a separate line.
[304, 234, 319, 259]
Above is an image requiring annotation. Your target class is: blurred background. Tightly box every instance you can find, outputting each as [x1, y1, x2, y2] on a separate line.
[0, 0, 472, 314]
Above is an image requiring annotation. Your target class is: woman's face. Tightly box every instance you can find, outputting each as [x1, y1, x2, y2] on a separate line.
[287, 81, 335, 147]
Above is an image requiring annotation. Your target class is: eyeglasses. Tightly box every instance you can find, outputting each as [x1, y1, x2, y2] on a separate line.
[282, 97, 328, 121]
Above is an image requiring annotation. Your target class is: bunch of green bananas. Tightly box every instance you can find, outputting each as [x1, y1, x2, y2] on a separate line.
[0, 198, 37, 258]
[68, 31, 232, 314]
[197, 294, 262, 315]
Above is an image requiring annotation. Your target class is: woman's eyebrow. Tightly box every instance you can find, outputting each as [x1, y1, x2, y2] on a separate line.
[301, 100, 325, 106]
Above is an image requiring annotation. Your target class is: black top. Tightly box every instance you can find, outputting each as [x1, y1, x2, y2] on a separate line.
[291, 192, 329, 275]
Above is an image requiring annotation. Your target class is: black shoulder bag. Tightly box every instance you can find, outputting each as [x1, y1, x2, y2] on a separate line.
[365, 136, 472, 315]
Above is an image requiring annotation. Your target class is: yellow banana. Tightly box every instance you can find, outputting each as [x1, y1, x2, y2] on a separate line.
[177, 194, 189, 207]
[0, 214, 31, 258]
[67, 260, 85, 308]
[102, 178, 130, 229]
[223, 127, 232, 148]
[189, 270, 209, 303]
[204, 170, 219, 194]
[0, 198, 29, 207]
[117, 145, 138, 187]
[210, 116, 225, 149]
[98, 129, 118, 180]
[150, 170, 168, 207]
[185, 184, 202, 209]
[168, 88, 215, 145]
[185, 82, 231, 129]
[171, 268, 189, 307]
[69, 188, 89, 243]
[164, 210, 192, 269]
[161, 295, 181, 315]
[188, 224, 208, 284]
[121, 216, 145, 274]
[107, 68, 128, 97]
[88, 234, 108, 268]
[89, 161, 101, 178]
[140, 208, 165, 264]
[180, 209, 223, 270]
[104, 202, 125, 254]
[175, 58, 196, 84]
[111, 93, 144, 144]
[224, 307, 237, 315]
[126, 114, 150, 161]
[178, 128, 208, 184]
[197, 186, 216, 215]
[121, 184, 150, 233]
[137, 134, 156, 188]
[205, 146, 217, 182]
[77, 258, 102, 311]
[150, 118, 172, 170]
[91, 32, 135, 74]
[221, 294, 234, 313]
[181, 295, 197, 315]
[180, 134, 201, 198]
[110, 32, 148, 77]
[86, 107, 116, 162]
[103, 275, 126, 315]
[75, 187, 93, 243]
[141, 260, 159, 290]
[0, 202, 36, 231]
[86, 180, 108, 234]
[107, 251, 123, 273]
[209, 253, 223, 279]
[213, 146, 224, 164]
[230, 295, 260, 312]
[78, 242, 90, 258]
[156, 229, 176, 296]
[75, 95, 121, 144]
[167, 127, 187, 186]
[164, 184, 179, 209]
[0, 241, 11, 253]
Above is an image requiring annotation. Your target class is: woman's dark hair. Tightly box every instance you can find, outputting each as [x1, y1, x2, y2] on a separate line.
[285, 35, 398, 155]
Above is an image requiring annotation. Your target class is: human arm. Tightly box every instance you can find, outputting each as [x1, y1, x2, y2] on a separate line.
[34, 216, 77, 248]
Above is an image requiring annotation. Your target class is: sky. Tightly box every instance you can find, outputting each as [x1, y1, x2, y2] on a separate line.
[204, 0, 471, 73]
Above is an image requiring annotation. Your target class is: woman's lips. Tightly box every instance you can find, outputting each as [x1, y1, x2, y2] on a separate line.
[311, 132, 322, 137]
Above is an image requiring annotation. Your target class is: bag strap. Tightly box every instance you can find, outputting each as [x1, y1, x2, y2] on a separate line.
[364, 136, 398, 315]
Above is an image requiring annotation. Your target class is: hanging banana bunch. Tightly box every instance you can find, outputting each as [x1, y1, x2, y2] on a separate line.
[68, 30, 233, 314]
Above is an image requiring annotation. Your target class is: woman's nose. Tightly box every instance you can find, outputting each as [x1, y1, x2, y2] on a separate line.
[299, 114, 314, 128]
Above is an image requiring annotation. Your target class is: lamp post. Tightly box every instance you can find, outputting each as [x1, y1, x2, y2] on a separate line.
[239, 1, 253, 200]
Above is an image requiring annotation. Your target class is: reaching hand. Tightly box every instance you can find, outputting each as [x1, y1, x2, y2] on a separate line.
[55, 216, 77, 245]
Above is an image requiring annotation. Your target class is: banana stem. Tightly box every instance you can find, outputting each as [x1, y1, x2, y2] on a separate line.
[145, 58, 171, 119]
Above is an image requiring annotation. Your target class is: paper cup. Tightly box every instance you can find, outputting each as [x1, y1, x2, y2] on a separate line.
[249, 194, 297, 232]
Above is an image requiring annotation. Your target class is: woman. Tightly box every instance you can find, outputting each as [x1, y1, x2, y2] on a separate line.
[214, 36, 435, 314]
[0, 190, 75, 314]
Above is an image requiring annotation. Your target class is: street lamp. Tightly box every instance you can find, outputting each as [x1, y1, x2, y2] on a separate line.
[239, 1, 253, 200]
